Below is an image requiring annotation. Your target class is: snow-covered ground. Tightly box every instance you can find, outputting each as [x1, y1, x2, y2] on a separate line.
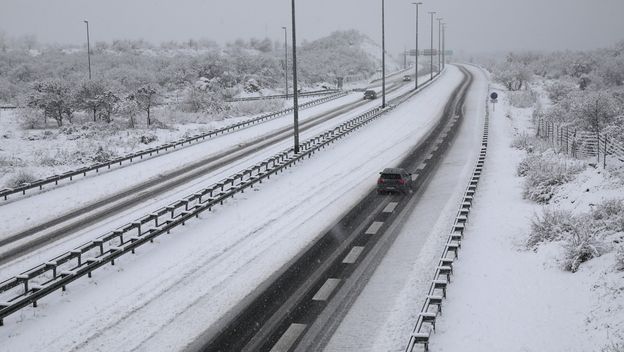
[428, 72, 624, 351]
[0, 67, 462, 351]
[0, 95, 319, 188]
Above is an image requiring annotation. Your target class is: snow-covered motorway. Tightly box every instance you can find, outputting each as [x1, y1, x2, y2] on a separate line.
[0, 67, 463, 351]
[0, 73, 419, 265]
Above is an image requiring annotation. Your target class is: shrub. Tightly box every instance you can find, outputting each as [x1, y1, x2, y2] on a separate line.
[519, 152, 585, 203]
[507, 89, 537, 108]
[511, 132, 532, 150]
[228, 99, 285, 117]
[5, 170, 38, 188]
[517, 154, 541, 177]
[562, 223, 603, 272]
[524, 171, 572, 203]
[616, 245, 624, 271]
[17, 107, 45, 129]
[138, 133, 158, 145]
[92, 146, 116, 163]
[591, 199, 624, 233]
[601, 342, 624, 352]
[527, 208, 578, 248]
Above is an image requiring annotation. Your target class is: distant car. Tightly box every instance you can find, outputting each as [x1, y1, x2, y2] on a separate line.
[363, 90, 377, 100]
[403, 75, 412, 81]
[377, 168, 413, 194]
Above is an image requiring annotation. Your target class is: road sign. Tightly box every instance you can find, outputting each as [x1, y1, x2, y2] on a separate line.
[490, 92, 498, 112]
[407, 49, 452, 56]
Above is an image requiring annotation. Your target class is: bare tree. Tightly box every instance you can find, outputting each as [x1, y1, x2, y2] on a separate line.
[572, 92, 619, 133]
[130, 85, 159, 125]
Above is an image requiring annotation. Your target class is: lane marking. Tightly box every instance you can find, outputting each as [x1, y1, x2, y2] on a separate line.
[270, 323, 307, 352]
[342, 246, 365, 264]
[312, 278, 341, 301]
[365, 221, 384, 235]
[383, 202, 398, 213]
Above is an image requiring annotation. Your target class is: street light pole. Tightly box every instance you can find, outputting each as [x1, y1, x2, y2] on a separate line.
[83, 20, 91, 79]
[437, 18, 443, 74]
[428, 11, 435, 81]
[282, 26, 289, 96]
[442, 23, 446, 69]
[382, 0, 386, 108]
[291, 0, 300, 153]
[412, 2, 422, 90]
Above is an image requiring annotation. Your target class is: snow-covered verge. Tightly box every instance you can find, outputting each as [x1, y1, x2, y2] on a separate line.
[433, 73, 624, 351]
[0, 96, 321, 189]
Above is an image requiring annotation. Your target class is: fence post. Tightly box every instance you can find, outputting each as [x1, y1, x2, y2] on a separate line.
[565, 126, 569, 155]
[572, 129, 577, 158]
[604, 137, 608, 169]
[597, 131, 600, 164]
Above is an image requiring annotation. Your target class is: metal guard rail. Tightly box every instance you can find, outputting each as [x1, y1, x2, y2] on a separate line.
[0, 91, 348, 201]
[225, 89, 341, 102]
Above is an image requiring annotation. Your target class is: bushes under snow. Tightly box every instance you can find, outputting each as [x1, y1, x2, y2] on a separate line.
[562, 223, 604, 272]
[527, 208, 579, 248]
[518, 151, 585, 203]
[5, 170, 38, 188]
[528, 199, 624, 272]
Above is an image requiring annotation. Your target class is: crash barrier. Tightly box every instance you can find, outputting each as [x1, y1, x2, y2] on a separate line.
[404, 96, 490, 352]
[536, 119, 624, 168]
[225, 89, 340, 102]
[0, 69, 452, 326]
[0, 91, 348, 201]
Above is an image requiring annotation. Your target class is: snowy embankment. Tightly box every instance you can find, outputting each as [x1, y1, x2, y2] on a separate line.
[0, 94, 320, 189]
[431, 73, 624, 351]
[0, 68, 462, 351]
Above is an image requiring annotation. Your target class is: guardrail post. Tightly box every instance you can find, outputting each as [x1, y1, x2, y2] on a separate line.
[71, 250, 82, 266]
[16, 275, 29, 293]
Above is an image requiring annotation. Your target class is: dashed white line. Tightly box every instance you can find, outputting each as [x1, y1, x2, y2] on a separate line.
[342, 246, 365, 264]
[382, 202, 398, 213]
[270, 323, 307, 352]
[312, 278, 341, 301]
[365, 221, 384, 235]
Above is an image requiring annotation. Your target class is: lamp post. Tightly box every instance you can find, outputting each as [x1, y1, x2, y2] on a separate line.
[412, 2, 422, 90]
[428, 11, 435, 81]
[442, 23, 446, 69]
[437, 17, 443, 74]
[83, 20, 91, 79]
[282, 26, 289, 96]
[381, 0, 386, 108]
[291, 0, 300, 153]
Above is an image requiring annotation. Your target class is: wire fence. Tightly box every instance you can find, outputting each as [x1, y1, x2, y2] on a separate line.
[536, 119, 624, 168]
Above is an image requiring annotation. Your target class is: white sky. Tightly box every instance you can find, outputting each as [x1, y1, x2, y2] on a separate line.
[1, 0, 623, 55]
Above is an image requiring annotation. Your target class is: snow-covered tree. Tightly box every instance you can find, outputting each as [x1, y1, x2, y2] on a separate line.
[74, 80, 120, 122]
[27, 79, 75, 127]
[572, 91, 620, 133]
[129, 85, 159, 126]
[493, 61, 531, 91]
